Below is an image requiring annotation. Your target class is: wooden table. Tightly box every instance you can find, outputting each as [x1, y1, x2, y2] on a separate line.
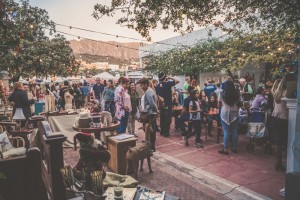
[73, 122, 120, 140]
[106, 135, 137, 175]
[28, 116, 46, 128]
[204, 111, 222, 143]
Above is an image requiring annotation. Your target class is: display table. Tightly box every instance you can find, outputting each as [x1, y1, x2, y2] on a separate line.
[73, 122, 120, 141]
[106, 135, 137, 175]
[28, 116, 45, 128]
[134, 186, 180, 200]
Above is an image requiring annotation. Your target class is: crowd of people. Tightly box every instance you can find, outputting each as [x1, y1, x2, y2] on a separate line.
[6, 72, 294, 170]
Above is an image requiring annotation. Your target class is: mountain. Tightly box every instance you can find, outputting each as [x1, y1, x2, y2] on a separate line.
[69, 39, 142, 63]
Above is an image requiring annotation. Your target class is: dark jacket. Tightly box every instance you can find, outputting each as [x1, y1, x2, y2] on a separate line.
[8, 89, 35, 119]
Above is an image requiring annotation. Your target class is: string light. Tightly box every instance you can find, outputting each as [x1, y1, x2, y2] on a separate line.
[54, 22, 228, 48]
[267, 46, 270, 49]
[54, 30, 150, 53]
[278, 47, 282, 51]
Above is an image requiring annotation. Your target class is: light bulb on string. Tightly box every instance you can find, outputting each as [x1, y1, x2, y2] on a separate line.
[267, 46, 270, 49]
[278, 47, 282, 51]
[242, 52, 246, 56]
[156, 43, 160, 47]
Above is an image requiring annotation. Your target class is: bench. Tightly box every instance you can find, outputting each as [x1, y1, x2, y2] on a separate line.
[0, 121, 67, 200]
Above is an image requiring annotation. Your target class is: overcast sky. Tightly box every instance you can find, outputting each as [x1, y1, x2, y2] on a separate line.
[29, 0, 200, 44]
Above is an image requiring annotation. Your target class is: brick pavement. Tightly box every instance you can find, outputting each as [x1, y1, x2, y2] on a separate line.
[138, 119, 285, 200]
[63, 148, 226, 200]
[64, 119, 285, 200]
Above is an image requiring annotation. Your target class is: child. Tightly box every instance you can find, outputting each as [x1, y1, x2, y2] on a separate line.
[91, 104, 101, 123]
[183, 90, 203, 148]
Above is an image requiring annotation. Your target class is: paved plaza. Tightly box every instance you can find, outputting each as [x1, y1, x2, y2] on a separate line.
[64, 119, 285, 200]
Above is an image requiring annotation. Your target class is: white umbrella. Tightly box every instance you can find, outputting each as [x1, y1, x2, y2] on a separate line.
[92, 72, 115, 80]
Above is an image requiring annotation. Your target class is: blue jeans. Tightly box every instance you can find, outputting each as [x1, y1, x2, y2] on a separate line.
[221, 119, 238, 150]
[117, 111, 129, 133]
[105, 101, 115, 116]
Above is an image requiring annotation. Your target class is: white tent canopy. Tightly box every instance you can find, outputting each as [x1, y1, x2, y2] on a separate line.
[92, 72, 115, 80]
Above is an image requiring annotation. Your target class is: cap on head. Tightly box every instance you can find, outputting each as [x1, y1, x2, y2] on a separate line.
[158, 72, 166, 81]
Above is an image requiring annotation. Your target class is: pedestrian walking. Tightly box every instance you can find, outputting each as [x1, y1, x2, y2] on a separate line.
[156, 72, 179, 137]
[115, 78, 131, 133]
[103, 80, 115, 116]
[93, 77, 105, 103]
[127, 82, 139, 136]
[80, 82, 89, 108]
[218, 81, 240, 155]
[139, 78, 158, 151]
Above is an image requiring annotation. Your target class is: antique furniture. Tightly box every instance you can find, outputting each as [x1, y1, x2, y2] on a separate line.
[107, 136, 137, 175]
[73, 121, 120, 141]
[37, 121, 67, 200]
[0, 148, 48, 200]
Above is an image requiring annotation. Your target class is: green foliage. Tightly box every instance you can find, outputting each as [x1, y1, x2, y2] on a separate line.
[93, 0, 300, 40]
[0, 0, 80, 77]
[144, 31, 299, 75]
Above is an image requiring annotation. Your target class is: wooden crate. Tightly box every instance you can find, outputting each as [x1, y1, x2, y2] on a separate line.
[107, 136, 137, 175]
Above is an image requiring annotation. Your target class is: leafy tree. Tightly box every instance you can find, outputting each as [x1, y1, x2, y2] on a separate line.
[0, 0, 79, 77]
[93, 0, 300, 40]
[145, 31, 299, 76]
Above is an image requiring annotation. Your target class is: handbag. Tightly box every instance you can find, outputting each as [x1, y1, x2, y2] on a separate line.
[136, 109, 149, 123]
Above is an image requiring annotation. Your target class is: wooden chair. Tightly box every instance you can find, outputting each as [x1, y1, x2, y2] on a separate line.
[0, 136, 25, 159]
